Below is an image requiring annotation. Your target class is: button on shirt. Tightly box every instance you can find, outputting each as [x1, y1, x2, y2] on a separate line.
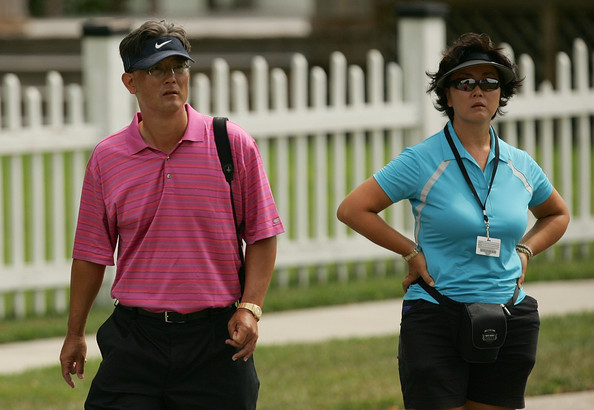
[73, 104, 284, 313]
[374, 122, 552, 304]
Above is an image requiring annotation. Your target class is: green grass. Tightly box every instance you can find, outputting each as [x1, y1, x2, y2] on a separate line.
[0, 249, 593, 344]
[257, 335, 402, 410]
[530, 312, 594, 395]
[0, 311, 592, 410]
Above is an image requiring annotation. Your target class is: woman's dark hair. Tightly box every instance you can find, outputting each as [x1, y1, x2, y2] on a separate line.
[119, 19, 192, 63]
[427, 33, 522, 121]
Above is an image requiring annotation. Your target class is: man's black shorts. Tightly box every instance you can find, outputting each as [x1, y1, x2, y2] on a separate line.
[85, 304, 259, 409]
[398, 295, 539, 409]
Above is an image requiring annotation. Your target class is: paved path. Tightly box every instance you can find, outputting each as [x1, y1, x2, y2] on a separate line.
[258, 278, 594, 345]
[1, 279, 593, 408]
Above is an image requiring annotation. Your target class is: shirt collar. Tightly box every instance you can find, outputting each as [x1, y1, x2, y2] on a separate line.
[440, 121, 511, 165]
[125, 104, 207, 155]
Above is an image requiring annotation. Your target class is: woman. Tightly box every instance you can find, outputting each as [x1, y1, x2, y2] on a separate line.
[337, 33, 569, 410]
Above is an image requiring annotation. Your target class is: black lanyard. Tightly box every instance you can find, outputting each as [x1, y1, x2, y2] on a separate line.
[444, 125, 499, 239]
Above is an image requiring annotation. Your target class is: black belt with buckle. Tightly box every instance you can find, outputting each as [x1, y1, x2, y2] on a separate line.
[116, 302, 236, 323]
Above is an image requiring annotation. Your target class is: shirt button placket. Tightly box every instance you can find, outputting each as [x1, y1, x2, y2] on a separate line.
[166, 155, 171, 179]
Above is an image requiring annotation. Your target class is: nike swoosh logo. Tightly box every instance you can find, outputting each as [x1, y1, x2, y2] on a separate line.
[155, 40, 172, 49]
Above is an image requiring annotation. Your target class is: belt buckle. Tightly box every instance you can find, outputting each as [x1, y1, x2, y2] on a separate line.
[164, 311, 186, 323]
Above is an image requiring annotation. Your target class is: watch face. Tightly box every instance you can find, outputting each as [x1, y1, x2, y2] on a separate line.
[240, 303, 262, 320]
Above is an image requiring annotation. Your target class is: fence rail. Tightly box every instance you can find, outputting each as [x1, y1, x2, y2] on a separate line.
[1, 28, 593, 318]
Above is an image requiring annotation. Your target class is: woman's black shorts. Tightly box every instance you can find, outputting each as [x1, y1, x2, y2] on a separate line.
[398, 295, 540, 409]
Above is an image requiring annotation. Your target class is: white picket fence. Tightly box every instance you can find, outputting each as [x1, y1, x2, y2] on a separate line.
[0, 30, 593, 317]
[0, 72, 96, 317]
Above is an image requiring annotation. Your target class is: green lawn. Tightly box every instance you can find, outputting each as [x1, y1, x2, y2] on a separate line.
[0, 248, 592, 409]
[0, 311, 592, 410]
[1, 249, 593, 344]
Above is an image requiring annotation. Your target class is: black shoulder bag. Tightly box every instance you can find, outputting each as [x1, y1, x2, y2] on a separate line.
[413, 278, 518, 363]
[213, 116, 246, 296]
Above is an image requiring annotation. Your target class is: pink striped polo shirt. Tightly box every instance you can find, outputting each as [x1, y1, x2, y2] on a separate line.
[73, 104, 284, 313]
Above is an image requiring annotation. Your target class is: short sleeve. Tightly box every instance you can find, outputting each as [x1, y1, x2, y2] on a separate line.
[373, 147, 421, 203]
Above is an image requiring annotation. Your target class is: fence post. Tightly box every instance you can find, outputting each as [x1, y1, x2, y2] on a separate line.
[396, 2, 449, 141]
[81, 22, 132, 137]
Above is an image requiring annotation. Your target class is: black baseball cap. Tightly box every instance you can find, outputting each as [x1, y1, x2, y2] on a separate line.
[123, 36, 195, 73]
[436, 52, 515, 88]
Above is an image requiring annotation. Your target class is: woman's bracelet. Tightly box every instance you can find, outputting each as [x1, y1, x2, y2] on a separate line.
[402, 246, 421, 262]
[515, 243, 534, 260]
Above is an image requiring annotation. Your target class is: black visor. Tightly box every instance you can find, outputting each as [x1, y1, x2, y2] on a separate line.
[123, 36, 195, 73]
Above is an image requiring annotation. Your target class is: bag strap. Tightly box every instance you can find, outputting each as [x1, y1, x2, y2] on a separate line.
[214, 116, 234, 182]
[413, 278, 455, 305]
[413, 277, 519, 308]
[213, 116, 246, 294]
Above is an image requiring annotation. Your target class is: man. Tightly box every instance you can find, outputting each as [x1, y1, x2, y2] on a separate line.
[60, 19, 284, 409]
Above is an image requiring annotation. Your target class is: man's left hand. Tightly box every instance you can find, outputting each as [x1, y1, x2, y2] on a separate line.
[225, 309, 259, 361]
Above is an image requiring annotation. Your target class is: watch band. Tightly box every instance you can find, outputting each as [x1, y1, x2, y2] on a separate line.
[237, 302, 262, 321]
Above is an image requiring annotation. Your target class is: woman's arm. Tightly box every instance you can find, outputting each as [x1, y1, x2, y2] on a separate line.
[516, 188, 570, 286]
[337, 177, 434, 290]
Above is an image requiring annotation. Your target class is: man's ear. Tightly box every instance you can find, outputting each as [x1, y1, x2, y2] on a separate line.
[122, 72, 137, 94]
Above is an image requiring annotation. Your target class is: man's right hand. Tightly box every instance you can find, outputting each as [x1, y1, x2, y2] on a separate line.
[60, 333, 88, 388]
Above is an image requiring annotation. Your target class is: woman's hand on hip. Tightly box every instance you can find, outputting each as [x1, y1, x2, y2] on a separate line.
[402, 251, 434, 292]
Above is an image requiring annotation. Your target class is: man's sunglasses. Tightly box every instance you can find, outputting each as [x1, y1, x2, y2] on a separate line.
[449, 78, 500, 91]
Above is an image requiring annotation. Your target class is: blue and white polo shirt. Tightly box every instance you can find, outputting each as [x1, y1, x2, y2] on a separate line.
[374, 121, 553, 304]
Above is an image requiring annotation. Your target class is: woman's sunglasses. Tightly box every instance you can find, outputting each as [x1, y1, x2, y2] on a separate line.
[449, 78, 500, 91]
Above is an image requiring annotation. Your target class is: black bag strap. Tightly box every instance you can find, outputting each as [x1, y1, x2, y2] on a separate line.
[213, 116, 246, 294]
[413, 277, 454, 306]
[214, 116, 234, 183]
[412, 277, 519, 309]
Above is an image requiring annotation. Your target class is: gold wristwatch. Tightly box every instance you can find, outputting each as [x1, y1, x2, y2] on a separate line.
[237, 302, 262, 321]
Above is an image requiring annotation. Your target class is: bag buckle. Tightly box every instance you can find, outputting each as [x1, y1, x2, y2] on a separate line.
[482, 329, 498, 343]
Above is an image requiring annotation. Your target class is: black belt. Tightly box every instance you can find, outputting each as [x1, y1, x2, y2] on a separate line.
[115, 302, 236, 324]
